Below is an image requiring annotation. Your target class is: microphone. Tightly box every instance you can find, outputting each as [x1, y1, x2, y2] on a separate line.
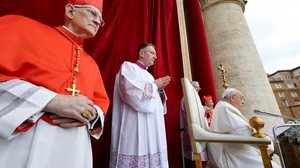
[254, 109, 300, 122]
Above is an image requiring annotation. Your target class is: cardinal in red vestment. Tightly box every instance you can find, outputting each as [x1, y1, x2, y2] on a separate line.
[202, 95, 214, 127]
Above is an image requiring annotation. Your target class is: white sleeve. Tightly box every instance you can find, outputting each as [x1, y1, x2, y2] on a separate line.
[88, 105, 105, 139]
[159, 89, 168, 114]
[0, 79, 57, 139]
[230, 126, 274, 153]
[118, 62, 160, 113]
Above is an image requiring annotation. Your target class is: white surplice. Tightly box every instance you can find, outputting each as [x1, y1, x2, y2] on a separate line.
[207, 101, 280, 168]
[110, 61, 168, 168]
[0, 80, 104, 168]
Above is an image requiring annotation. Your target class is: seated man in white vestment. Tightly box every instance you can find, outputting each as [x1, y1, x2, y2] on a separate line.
[110, 43, 171, 168]
[0, 0, 110, 168]
[207, 88, 281, 168]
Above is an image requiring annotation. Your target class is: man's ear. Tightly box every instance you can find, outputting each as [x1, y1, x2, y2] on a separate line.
[65, 4, 74, 19]
[230, 95, 236, 102]
[139, 51, 144, 58]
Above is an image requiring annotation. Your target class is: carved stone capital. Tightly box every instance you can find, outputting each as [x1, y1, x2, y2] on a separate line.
[200, 0, 246, 12]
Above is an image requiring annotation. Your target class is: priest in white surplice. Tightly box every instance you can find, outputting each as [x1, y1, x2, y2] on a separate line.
[207, 88, 280, 168]
[110, 43, 171, 168]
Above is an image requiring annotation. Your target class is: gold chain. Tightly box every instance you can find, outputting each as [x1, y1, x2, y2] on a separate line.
[73, 46, 81, 85]
[56, 27, 82, 96]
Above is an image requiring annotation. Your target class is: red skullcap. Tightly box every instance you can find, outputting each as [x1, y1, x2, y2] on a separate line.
[202, 95, 212, 102]
[68, 0, 103, 12]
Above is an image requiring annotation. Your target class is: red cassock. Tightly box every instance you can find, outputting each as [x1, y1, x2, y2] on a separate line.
[0, 15, 110, 130]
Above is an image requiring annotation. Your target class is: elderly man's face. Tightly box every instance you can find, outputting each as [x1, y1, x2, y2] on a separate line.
[69, 5, 104, 38]
[191, 81, 200, 93]
[231, 91, 245, 110]
[205, 99, 214, 108]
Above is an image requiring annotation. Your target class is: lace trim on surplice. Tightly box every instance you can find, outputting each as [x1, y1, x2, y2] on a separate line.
[141, 83, 153, 102]
[110, 151, 167, 168]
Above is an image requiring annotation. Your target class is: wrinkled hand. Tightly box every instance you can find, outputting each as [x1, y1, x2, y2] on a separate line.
[154, 75, 171, 89]
[49, 114, 85, 128]
[44, 94, 97, 126]
[204, 106, 213, 114]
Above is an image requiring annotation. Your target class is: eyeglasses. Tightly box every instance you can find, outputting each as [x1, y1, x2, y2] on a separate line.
[236, 95, 245, 101]
[73, 5, 105, 27]
[229, 94, 245, 101]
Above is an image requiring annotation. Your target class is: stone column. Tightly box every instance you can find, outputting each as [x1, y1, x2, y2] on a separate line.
[200, 0, 283, 131]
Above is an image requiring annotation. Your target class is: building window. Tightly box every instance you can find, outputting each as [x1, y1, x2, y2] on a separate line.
[282, 100, 289, 107]
[287, 83, 296, 89]
[291, 92, 298, 97]
[275, 84, 282, 89]
[278, 92, 285, 97]
[295, 100, 300, 105]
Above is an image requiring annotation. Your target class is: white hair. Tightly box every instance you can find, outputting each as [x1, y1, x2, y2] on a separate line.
[221, 88, 239, 99]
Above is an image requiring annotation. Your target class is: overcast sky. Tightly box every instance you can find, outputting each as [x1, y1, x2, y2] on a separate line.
[244, 0, 300, 74]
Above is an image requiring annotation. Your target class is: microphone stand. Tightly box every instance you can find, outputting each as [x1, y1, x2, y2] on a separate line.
[253, 109, 300, 123]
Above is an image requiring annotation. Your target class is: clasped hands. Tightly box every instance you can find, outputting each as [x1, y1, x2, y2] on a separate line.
[154, 75, 171, 89]
[44, 94, 97, 128]
[204, 106, 213, 114]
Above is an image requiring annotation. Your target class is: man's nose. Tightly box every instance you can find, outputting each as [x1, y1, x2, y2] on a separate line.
[93, 17, 101, 27]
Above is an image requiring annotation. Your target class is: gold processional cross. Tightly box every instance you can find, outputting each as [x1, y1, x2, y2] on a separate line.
[217, 63, 229, 89]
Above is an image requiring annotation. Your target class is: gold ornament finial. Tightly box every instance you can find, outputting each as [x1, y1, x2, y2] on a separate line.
[249, 116, 267, 138]
[217, 63, 229, 89]
[249, 116, 273, 168]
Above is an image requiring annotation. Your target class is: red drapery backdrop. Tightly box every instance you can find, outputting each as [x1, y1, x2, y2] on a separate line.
[0, 0, 217, 167]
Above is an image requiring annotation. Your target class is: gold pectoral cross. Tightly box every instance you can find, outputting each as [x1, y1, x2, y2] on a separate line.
[66, 83, 80, 96]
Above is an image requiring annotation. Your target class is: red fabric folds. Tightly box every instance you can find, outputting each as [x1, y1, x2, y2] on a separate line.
[184, 0, 218, 104]
[0, 0, 216, 167]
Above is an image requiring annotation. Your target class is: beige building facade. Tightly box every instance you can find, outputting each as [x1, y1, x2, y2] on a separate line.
[268, 66, 300, 122]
